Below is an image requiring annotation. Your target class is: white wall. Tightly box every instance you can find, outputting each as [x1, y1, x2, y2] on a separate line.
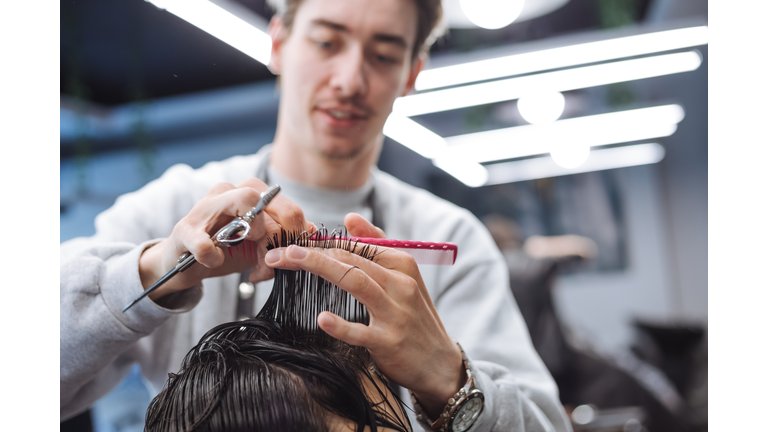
[554, 163, 677, 351]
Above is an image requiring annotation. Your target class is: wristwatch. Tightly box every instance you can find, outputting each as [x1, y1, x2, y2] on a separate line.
[410, 343, 485, 432]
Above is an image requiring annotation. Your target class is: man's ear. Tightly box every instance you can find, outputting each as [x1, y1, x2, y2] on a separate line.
[401, 53, 425, 97]
[268, 16, 287, 75]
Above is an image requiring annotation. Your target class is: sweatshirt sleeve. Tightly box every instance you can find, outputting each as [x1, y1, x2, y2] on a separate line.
[59, 163, 208, 421]
[419, 208, 573, 432]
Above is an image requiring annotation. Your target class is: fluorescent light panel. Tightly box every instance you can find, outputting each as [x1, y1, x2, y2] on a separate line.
[394, 51, 701, 117]
[433, 157, 489, 188]
[146, 0, 272, 65]
[382, 115, 447, 158]
[484, 143, 666, 185]
[443, 104, 683, 163]
[382, 115, 488, 187]
[415, 25, 708, 91]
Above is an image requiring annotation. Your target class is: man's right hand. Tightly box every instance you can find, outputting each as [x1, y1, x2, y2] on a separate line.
[138, 178, 311, 301]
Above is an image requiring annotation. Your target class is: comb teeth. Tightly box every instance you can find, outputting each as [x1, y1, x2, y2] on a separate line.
[344, 237, 458, 265]
[395, 247, 456, 265]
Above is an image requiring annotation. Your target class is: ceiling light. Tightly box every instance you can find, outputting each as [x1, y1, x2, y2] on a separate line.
[484, 143, 666, 185]
[550, 142, 590, 168]
[394, 51, 701, 117]
[415, 25, 708, 91]
[449, 121, 675, 163]
[517, 91, 565, 125]
[432, 157, 489, 188]
[459, 0, 526, 30]
[382, 115, 447, 159]
[382, 115, 488, 187]
[443, 104, 683, 163]
[145, 0, 272, 65]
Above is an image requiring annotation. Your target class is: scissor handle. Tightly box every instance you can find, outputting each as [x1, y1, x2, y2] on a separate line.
[214, 218, 251, 247]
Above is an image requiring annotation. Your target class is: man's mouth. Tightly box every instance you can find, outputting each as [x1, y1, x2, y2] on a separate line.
[318, 104, 371, 123]
[327, 109, 354, 120]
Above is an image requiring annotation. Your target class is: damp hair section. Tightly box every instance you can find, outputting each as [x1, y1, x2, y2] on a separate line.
[144, 228, 411, 432]
[259, 227, 384, 346]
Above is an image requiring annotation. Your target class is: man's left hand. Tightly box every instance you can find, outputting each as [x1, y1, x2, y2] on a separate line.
[263, 213, 465, 418]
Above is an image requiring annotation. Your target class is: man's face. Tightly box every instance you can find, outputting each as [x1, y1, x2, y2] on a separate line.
[270, 0, 421, 160]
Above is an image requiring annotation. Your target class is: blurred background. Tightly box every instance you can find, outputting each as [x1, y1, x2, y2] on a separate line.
[60, 0, 707, 431]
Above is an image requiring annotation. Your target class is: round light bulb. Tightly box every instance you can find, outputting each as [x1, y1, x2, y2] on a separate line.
[238, 282, 255, 299]
[550, 142, 590, 169]
[571, 404, 596, 425]
[459, 0, 526, 30]
[517, 91, 565, 125]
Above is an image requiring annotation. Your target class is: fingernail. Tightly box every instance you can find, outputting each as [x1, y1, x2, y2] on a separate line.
[288, 245, 308, 259]
[265, 249, 282, 265]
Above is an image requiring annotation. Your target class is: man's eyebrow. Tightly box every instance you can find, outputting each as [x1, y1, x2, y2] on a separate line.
[373, 33, 408, 50]
[309, 19, 408, 49]
[310, 19, 348, 32]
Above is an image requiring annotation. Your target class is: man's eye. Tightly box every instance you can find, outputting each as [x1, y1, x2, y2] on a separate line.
[376, 55, 396, 64]
[316, 40, 334, 50]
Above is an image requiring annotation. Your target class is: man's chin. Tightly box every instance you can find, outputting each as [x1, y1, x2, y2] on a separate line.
[318, 147, 364, 161]
[314, 140, 370, 161]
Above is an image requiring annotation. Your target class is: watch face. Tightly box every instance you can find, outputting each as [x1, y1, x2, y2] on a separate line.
[450, 393, 484, 432]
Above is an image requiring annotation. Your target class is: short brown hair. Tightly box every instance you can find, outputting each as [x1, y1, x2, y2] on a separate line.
[267, 0, 445, 60]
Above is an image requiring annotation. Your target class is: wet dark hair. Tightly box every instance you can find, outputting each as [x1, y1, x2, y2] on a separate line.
[144, 229, 411, 432]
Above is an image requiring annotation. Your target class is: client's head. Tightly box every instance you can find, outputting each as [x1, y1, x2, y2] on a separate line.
[145, 317, 410, 432]
[145, 229, 411, 432]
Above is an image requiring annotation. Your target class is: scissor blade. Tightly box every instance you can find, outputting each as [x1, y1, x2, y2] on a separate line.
[122, 266, 181, 313]
[122, 184, 280, 313]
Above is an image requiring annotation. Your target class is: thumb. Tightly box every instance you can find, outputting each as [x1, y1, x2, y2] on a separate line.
[344, 213, 386, 239]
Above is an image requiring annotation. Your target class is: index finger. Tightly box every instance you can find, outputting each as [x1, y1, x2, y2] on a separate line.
[267, 246, 394, 315]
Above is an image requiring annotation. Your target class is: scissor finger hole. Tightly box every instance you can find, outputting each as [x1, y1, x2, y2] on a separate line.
[216, 220, 251, 246]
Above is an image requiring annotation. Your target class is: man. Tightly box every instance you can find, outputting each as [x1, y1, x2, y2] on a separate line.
[60, 0, 571, 430]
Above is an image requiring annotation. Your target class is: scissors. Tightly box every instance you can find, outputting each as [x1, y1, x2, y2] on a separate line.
[122, 184, 282, 313]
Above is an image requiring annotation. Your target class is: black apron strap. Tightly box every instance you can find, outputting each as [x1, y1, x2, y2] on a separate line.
[235, 146, 272, 319]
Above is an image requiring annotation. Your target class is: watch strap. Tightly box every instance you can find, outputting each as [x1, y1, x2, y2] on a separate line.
[409, 342, 477, 432]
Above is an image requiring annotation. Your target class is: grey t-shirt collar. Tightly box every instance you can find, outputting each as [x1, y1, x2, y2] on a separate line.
[252, 144, 383, 231]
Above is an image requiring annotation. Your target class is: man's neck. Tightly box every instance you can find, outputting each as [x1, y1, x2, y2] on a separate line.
[270, 134, 381, 190]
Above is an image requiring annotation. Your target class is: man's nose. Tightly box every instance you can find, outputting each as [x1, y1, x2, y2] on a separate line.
[330, 46, 368, 98]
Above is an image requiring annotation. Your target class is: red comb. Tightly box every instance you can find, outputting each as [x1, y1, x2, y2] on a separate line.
[318, 236, 457, 265]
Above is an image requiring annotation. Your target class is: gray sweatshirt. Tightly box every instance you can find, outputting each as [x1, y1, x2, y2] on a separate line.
[60, 145, 571, 432]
